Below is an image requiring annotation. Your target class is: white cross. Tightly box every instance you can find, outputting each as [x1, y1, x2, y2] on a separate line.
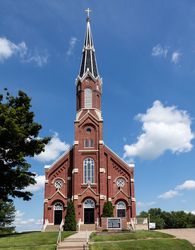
[85, 8, 92, 18]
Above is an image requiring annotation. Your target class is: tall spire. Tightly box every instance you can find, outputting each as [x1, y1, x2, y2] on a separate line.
[79, 9, 99, 79]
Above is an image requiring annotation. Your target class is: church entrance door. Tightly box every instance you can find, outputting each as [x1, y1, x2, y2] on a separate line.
[54, 210, 62, 225]
[84, 208, 94, 224]
[54, 202, 63, 225]
[83, 199, 95, 224]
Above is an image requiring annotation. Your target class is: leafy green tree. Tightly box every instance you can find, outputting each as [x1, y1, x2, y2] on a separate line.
[0, 89, 50, 202]
[0, 199, 15, 233]
[64, 201, 77, 231]
[102, 201, 114, 217]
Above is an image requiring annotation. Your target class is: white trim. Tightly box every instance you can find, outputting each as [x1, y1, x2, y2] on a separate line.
[45, 180, 49, 184]
[79, 149, 98, 152]
[99, 168, 106, 173]
[99, 140, 104, 144]
[131, 178, 134, 183]
[105, 145, 130, 170]
[47, 146, 72, 170]
[131, 197, 136, 202]
[100, 195, 106, 200]
[73, 195, 78, 200]
[129, 163, 135, 168]
[108, 176, 111, 180]
[72, 168, 78, 174]
[74, 141, 79, 145]
[67, 177, 71, 180]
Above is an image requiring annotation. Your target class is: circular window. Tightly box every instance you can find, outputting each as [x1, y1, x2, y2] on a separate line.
[54, 179, 63, 189]
[116, 178, 126, 188]
[86, 127, 91, 133]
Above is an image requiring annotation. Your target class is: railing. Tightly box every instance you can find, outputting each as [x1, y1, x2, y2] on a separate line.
[42, 219, 49, 232]
[56, 219, 64, 245]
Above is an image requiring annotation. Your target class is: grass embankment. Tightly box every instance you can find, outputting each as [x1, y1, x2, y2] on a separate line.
[90, 230, 195, 250]
[0, 231, 74, 250]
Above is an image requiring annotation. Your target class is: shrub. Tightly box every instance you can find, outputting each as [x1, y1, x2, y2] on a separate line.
[102, 201, 114, 217]
[64, 201, 76, 231]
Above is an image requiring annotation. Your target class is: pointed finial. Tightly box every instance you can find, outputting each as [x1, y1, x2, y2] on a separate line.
[85, 8, 92, 21]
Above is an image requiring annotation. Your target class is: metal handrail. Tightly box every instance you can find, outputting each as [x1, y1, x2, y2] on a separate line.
[56, 219, 64, 245]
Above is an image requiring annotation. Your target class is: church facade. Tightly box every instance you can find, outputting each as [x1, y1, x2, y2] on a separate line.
[43, 14, 136, 230]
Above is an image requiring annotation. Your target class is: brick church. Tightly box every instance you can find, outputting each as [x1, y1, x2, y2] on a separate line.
[43, 11, 136, 231]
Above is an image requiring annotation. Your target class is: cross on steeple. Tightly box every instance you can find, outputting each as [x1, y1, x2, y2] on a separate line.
[85, 8, 92, 20]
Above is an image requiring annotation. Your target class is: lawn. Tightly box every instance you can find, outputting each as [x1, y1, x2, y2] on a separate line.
[0, 231, 74, 250]
[90, 230, 195, 250]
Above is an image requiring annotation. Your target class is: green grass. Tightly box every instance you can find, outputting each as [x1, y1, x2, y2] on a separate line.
[90, 230, 174, 242]
[90, 230, 195, 250]
[0, 231, 75, 250]
[90, 239, 195, 250]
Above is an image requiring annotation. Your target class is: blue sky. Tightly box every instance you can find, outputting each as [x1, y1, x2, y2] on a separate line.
[0, 0, 195, 231]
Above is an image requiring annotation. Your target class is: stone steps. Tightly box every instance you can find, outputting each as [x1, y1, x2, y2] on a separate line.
[80, 224, 95, 231]
[45, 225, 60, 232]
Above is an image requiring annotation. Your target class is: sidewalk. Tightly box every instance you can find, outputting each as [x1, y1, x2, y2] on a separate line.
[57, 231, 93, 250]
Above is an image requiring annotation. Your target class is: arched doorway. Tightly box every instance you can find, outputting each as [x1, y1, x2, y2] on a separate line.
[84, 199, 95, 224]
[54, 202, 63, 225]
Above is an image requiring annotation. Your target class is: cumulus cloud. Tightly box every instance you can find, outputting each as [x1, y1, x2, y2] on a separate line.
[158, 179, 195, 199]
[34, 132, 70, 162]
[66, 37, 77, 56]
[14, 210, 43, 231]
[158, 190, 179, 199]
[0, 37, 27, 62]
[124, 100, 194, 160]
[24, 175, 45, 192]
[0, 37, 48, 66]
[137, 201, 156, 208]
[176, 180, 195, 190]
[152, 44, 168, 58]
[171, 51, 182, 64]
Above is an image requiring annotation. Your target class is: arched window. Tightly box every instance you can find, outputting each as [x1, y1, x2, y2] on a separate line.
[54, 202, 63, 210]
[116, 201, 126, 217]
[84, 88, 92, 108]
[84, 139, 94, 148]
[84, 199, 95, 208]
[83, 158, 94, 183]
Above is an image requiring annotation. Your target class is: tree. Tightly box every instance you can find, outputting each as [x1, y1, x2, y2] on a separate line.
[102, 201, 114, 217]
[64, 201, 76, 231]
[0, 89, 50, 201]
[0, 199, 15, 233]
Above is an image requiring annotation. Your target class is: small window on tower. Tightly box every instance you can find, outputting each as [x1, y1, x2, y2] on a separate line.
[84, 139, 94, 148]
[86, 127, 91, 133]
[84, 88, 92, 108]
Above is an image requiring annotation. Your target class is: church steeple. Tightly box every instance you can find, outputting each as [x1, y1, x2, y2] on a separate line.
[79, 9, 99, 79]
[76, 9, 102, 113]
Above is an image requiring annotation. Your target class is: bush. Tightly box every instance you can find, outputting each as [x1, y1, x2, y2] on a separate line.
[102, 201, 114, 217]
[139, 208, 195, 229]
[64, 201, 76, 231]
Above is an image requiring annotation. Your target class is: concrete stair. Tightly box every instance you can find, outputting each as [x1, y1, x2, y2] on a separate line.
[80, 224, 95, 231]
[45, 225, 60, 232]
[57, 231, 92, 250]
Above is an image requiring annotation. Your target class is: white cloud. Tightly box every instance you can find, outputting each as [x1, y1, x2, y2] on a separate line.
[66, 37, 77, 56]
[0, 37, 48, 66]
[34, 132, 70, 162]
[171, 51, 182, 64]
[24, 175, 45, 192]
[176, 180, 195, 190]
[152, 44, 168, 58]
[158, 190, 179, 199]
[137, 201, 156, 208]
[124, 100, 194, 160]
[0, 37, 27, 62]
[23, 51, 48, 67]
[158, 179, 195, 200]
